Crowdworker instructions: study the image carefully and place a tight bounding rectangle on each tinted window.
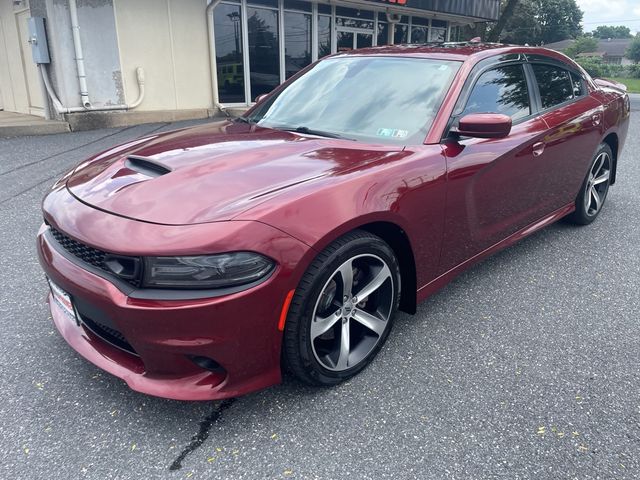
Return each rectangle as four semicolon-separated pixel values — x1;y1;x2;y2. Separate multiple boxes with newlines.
532;64;574;109
463;65;531;120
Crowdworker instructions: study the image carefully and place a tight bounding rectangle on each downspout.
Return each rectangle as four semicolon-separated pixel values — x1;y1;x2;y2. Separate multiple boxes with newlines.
206;0;230;116
39;0;145;115
69;0;91;108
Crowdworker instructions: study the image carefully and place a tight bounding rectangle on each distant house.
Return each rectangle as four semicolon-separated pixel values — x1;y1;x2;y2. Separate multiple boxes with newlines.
544;38;633;65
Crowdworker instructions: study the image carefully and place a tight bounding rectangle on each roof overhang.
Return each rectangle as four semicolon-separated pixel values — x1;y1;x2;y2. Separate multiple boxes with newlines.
361;0;500;21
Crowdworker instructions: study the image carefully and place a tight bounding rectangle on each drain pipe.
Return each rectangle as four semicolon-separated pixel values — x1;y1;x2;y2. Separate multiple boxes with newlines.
206;0;230;116
39;64;145;114
69;0;91;108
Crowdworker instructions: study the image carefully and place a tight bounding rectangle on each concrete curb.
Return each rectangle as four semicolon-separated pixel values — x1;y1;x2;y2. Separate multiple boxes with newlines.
0;121;70;138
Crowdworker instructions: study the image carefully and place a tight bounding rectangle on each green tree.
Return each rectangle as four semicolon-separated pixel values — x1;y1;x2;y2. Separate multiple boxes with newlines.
487;0;520;42
499;0;583;45
565;36;598;58
627;36;640;63
591;25;632;39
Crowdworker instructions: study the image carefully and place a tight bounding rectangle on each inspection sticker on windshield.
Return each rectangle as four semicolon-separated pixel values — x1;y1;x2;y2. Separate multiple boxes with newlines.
376;128;408;138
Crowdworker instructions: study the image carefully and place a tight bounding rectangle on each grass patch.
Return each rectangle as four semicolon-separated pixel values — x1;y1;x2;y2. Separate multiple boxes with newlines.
610;77;640;93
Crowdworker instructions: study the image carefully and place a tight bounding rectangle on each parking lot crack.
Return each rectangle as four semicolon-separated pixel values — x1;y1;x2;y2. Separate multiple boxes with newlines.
168;398;236;471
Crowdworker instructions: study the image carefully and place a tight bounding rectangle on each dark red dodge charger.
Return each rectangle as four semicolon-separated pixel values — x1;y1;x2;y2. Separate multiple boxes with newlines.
37;44;630;400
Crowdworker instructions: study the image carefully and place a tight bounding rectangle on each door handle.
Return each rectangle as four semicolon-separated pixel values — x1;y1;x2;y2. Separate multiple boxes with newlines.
532;141;545;157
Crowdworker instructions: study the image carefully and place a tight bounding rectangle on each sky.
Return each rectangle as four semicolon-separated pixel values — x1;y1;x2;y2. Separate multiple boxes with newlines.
577;0;640;35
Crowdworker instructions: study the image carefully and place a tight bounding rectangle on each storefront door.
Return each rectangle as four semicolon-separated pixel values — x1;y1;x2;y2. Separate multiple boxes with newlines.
336;28;373;52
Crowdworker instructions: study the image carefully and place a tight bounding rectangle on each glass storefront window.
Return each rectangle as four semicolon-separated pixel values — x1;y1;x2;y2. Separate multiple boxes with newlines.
357;33;373;48
318;15;332;58
248;0;278;7
429;27;446;42
335;6;373;19
214;3;245;103
337;30;354;52
284;11;312;79
247;6;280;97
318;3;331;14
336;18;373;29
283;0;311;11
430;19;447;42
412;17;429;26
214;1;449;104
377;22;389;46
411;26;428;44
394;24;409;44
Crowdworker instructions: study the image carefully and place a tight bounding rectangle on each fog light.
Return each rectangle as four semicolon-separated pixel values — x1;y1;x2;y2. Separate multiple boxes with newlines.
188;355;225;374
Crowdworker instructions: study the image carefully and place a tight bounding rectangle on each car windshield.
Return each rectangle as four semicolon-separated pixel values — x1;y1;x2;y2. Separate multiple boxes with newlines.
246;56;461;145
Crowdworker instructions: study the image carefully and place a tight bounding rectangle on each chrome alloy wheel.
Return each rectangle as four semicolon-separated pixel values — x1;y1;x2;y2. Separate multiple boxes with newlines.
310;254;394;372
585;151;611;217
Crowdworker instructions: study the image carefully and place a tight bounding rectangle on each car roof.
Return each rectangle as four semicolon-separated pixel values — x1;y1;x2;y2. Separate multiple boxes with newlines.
335;43;573;64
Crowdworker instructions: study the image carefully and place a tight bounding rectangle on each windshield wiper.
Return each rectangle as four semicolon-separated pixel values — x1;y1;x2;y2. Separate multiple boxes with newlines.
234;116;253;124
279;126;354;141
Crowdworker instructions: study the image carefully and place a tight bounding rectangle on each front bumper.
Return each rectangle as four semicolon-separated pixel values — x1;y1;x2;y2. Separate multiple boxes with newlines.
37;187;311;400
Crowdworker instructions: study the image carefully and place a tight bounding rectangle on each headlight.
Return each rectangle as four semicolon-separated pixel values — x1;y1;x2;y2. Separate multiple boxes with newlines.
142;252;275;289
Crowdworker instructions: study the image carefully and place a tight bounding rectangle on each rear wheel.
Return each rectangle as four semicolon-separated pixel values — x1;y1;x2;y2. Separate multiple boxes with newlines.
566;143;612;225
283;230;400;386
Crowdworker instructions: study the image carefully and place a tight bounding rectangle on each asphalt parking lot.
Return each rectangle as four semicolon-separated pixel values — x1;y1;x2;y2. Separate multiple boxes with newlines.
1;107;639;479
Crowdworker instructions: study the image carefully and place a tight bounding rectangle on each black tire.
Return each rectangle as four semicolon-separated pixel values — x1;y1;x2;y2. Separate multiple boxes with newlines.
565;143;613;225
283;230;401;386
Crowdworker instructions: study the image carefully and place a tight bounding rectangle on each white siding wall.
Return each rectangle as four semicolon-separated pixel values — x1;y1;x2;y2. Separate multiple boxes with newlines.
113;0;213;111
0;1;43;115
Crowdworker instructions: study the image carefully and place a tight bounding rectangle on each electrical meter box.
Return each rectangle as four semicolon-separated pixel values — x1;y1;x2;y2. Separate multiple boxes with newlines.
27;17;50;64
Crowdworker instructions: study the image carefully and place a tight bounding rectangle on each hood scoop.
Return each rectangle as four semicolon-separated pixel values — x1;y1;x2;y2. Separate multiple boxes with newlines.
125;155;172;178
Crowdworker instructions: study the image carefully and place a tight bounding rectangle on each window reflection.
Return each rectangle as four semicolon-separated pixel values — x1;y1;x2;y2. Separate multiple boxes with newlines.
463;65;531;120
247;6;280;97
377;22;389;46
532;64;574;109
429;28;446;42
411;26;428;44
394;24;408;44
318;15;332;58
284;11;311;79
214;3;449;104
357;33;373;48
214;3;245;103
430;20;447;42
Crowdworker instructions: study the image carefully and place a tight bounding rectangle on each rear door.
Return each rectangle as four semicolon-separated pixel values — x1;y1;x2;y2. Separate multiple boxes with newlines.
439;62;549;273
527;62;604;212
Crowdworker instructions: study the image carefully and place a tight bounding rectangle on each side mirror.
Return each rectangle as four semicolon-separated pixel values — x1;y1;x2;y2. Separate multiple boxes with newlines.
254;93;269;104
455;113;512;139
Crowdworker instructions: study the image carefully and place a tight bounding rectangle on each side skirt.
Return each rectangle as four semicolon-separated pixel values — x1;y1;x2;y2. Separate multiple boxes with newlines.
416;203;575;304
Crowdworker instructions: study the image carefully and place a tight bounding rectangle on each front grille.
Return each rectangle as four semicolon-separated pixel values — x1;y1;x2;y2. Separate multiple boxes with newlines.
50;227;107;270
49;227;141;287
79;313;138;356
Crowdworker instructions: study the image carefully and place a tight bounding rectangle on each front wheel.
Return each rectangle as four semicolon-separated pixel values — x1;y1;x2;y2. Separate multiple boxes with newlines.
566;143;613;225
282;230;400;386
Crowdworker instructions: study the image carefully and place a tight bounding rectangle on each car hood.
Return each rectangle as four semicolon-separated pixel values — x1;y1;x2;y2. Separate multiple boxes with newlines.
66;121;403;225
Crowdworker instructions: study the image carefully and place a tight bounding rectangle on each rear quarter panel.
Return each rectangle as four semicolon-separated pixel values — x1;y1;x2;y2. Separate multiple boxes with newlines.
591;86;631;179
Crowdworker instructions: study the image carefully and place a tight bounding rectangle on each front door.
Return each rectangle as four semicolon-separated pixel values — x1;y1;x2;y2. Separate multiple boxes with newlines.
439;63;549;273
336;28;373;52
